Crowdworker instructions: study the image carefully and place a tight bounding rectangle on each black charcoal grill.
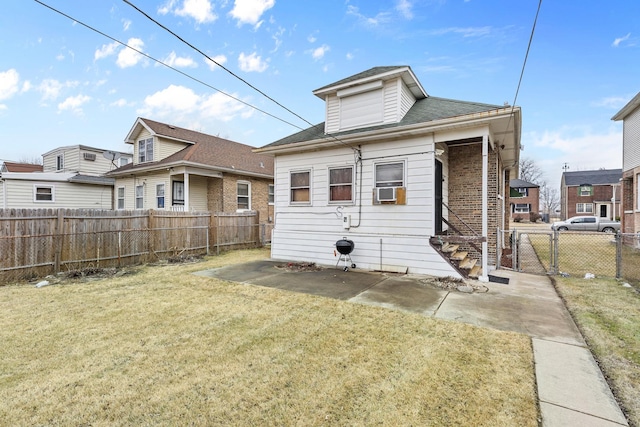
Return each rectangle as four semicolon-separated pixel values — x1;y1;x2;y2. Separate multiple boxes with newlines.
335;238;356;271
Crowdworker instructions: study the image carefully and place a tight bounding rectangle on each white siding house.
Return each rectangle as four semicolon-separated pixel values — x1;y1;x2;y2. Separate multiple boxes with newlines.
613;91;640;234
257;66;521;280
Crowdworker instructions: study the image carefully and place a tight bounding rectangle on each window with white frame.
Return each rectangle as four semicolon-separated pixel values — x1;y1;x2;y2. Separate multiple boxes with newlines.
516;187;528;197
119;157;129;167
579;185;592;196
268;184;274;204
329;166;354;202
156;184;165;209
117;187;125;209
138;137;154;163
290;170;311;204
375;162;404;188
172;181;184;206
135;185;144;209
237;181;250;210
514;203;530;213
576;203;593;213
56;155;64;171
34;185;54;202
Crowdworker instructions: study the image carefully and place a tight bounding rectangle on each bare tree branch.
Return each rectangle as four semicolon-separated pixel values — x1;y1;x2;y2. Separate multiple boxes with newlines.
519;157;544;185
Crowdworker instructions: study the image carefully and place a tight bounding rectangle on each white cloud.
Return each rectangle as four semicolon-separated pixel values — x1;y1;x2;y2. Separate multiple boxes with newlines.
612;33;631;47
525;127;623;185
307;34;317;43
38;79;65;101
110;98;130;108
591;96;632;110
346;52;354;60
396;0;413;19
122;19;132;31
95;41;119;60
138;84;251;123
204;54;228;71
117;38;145;68
161;51;197;68
238;52;268;72
200;91;252;121
0;69;20;101
58;94;91;114
271;26;285;53
430;26;493;38
161;0;217;24
309;44;330;60
229;0;275;26
346;5;392;27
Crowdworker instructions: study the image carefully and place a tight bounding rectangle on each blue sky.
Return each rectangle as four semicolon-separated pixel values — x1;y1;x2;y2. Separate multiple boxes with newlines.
1;0;638;187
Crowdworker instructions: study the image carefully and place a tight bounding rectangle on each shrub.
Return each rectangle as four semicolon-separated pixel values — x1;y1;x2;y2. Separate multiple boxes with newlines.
529;212;541;223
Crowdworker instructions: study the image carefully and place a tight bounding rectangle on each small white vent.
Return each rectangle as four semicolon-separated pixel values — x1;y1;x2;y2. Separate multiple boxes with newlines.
83;152;96;161
377;187;397;202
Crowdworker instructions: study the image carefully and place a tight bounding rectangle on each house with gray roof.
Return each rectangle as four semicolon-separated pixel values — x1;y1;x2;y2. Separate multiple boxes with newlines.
107;118;274;225
560;169;622;220
256;66;521;281
509;178;540;220
612;91;640;235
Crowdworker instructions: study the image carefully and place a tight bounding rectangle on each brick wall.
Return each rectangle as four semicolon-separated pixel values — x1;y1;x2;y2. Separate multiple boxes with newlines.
447;143;499;265
565;184;618;218
621;168;639;233
206;173;273;224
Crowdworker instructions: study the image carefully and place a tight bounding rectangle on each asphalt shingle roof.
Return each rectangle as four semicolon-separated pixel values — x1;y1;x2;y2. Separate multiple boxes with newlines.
112;118;273;177
2;162;43;173
313;66;410;93
510;179;539;188
562;169;622;186
262;96;503;149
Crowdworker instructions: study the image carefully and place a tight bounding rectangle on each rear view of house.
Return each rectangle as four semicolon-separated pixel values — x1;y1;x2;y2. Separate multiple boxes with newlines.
257;66;521;280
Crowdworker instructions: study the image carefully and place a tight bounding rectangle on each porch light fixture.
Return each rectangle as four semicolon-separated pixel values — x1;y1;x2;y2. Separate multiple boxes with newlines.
435;149;444;156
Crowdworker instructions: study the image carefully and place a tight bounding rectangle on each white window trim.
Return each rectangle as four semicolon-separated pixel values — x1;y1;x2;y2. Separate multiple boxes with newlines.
268;184;275;206
156;183;165;209
328;165;355;204
33;184;55;203
514;203;530;213
290;169;312;206
56;154;64;171
135;184;144;209
576;203;593;214
374;160;406;188
237;181;251;211
117;186;125;210
138;137;154;163
579;185;592;197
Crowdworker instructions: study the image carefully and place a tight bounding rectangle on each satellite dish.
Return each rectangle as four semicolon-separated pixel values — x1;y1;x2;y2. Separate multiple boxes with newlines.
102;151;122;161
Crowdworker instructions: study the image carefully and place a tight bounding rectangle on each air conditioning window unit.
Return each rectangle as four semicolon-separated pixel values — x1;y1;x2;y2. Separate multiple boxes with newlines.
377;186;397;202
83;152;96;161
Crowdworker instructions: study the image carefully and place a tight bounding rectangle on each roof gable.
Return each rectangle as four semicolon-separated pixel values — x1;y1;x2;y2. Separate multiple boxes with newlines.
562;169;622;186
612;91;640;121
510;179;539;188
1;162;43;173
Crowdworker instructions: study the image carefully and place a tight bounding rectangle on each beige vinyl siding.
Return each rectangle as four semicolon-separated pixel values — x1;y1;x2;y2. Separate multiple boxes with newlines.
43;146;131;175
157;137;189;161
339;88;384;130
188;175;208;211
43;151;64;172
270;134;461;276
132;128;152;165
114;177;136;210
623;106;640;171
2;180;113;209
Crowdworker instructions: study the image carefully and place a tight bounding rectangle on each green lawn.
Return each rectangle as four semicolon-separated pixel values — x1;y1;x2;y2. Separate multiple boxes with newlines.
0;248;538;426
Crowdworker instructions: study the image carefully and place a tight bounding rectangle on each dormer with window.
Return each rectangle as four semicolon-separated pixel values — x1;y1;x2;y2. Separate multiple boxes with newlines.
313;66;428;134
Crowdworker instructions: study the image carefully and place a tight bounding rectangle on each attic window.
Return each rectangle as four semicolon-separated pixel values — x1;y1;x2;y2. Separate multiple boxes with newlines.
83;152;96;161
138;138;154;163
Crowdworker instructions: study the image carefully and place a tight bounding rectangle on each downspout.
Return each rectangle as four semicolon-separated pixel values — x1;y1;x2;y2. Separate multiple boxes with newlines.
480;133;489;282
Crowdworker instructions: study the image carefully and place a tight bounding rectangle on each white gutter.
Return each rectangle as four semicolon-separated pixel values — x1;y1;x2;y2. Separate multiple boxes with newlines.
480;133;489;282
108;160;273;180
256;107;519;155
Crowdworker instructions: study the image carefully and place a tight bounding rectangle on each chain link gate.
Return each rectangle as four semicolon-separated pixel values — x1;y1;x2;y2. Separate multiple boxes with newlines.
514;230;554;275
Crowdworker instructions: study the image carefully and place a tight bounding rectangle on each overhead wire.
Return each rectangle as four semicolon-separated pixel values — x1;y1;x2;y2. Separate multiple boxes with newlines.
32;0;304;130
121;0;359;153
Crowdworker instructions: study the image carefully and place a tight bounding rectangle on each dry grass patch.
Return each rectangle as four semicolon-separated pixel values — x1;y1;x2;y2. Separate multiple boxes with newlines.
1;248;537;426
554;276;640;427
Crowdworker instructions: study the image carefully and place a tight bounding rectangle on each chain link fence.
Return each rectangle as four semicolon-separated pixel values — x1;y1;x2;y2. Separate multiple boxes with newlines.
499;228;639;285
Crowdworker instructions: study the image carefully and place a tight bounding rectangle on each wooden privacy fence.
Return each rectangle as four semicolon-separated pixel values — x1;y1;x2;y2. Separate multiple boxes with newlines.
0;208;268;284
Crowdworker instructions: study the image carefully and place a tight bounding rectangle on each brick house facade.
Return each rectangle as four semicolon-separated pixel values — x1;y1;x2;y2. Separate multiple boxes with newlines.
560;169;621;220
509;178;540;221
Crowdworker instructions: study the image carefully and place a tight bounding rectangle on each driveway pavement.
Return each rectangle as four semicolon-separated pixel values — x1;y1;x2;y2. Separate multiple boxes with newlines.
195;261;628;426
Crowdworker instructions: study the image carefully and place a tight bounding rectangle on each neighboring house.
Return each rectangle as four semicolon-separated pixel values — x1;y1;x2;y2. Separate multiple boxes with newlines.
560;169;622;220
1;161;43;173
106;118;274;223
0;146;131;210
256;66;521;281
612;92;640;234
509;178;539;220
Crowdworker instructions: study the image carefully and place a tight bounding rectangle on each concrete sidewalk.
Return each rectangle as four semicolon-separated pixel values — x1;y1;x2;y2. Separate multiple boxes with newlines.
195;262;628;426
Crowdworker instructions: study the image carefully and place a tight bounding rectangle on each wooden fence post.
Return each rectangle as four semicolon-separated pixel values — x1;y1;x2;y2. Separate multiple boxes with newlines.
54;209;64;273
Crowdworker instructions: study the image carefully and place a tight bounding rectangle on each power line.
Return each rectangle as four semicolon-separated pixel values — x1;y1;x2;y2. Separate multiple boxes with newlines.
121;0;357;152
32;0;304;130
